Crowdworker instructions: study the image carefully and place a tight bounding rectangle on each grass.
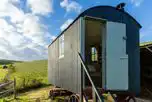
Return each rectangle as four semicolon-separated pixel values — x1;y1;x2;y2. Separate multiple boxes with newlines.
1;85;53;102
14;60;47;75
1;85;69;102
10;60;48;91
0;69;8;82
0;60;49;99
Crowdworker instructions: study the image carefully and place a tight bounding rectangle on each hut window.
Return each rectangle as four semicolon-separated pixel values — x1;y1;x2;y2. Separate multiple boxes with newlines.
59;35;64;58
91;47;98;62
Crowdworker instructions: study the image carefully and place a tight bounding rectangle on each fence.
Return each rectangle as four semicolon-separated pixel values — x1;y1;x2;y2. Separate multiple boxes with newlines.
0;78;16;99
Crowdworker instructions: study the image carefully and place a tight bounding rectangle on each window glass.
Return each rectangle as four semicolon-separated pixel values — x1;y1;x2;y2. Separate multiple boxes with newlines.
91;47;98;62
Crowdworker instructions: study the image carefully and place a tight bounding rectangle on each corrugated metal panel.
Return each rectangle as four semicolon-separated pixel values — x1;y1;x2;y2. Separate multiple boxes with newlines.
48;44;52;84
48;19;81;93
48;39;59;86
64;24;73;91
55;40;59;86
63;18;81;93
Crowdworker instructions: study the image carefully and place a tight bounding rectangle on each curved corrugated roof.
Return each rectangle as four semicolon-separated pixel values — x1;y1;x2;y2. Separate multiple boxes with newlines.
49;5;142;47
81;6;141;27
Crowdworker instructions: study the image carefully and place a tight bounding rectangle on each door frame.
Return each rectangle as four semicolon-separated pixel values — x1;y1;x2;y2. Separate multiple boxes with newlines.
81;16;107;88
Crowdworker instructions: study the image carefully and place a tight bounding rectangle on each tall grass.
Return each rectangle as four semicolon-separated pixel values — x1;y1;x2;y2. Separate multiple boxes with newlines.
0;60;48;91
11;72;45;91
0;69;8;83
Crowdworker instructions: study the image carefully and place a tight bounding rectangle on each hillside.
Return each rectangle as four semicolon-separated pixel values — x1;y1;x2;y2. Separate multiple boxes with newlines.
0;60;51;101
14;60;47;75
0;59;21;65
0;60;48;91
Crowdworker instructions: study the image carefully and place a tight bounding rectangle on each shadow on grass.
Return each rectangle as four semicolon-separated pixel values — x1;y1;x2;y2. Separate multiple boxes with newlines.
4;98;48;102
1;84;52;101
3;92;51;102
17;83;51;93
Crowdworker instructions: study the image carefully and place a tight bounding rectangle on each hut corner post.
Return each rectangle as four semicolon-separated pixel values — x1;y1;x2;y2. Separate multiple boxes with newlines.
80;17;85;102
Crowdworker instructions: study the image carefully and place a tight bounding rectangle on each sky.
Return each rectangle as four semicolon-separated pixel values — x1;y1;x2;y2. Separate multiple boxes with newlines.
0;0;151;61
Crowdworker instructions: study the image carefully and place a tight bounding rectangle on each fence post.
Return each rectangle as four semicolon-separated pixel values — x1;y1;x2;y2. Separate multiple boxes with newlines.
13;78;16;99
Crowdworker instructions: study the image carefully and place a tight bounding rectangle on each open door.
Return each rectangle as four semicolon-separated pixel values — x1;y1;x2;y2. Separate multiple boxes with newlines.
105;21;128;90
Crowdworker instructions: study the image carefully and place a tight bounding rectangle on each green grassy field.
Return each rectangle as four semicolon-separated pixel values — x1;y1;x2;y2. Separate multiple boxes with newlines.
14;60;47;74
0;69;8;82
0;60;48;90
0;60;53;101
1;86;53;102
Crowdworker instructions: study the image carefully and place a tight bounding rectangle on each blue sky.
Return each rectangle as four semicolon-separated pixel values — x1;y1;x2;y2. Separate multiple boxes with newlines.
46;0;152;42
0;0;151;60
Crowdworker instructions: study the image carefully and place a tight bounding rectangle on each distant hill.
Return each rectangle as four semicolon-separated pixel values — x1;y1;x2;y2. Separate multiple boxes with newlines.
14;60;47;74
0;59;22;65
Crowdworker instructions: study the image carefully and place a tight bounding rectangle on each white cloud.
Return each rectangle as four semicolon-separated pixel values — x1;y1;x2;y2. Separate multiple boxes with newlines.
60;0;82;13
0;17;51;60
22;14;52;46
50;35;56;40
0;0;25;23
0;19;14;32
27;0;53;15
0;0;54;61
0;19;25;47
130;0;144;7
23;14;41;35
60;19;73;31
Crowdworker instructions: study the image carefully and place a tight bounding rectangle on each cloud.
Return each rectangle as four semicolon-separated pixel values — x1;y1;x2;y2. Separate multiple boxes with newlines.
60;19;73;31
0;17;48;61
60;0;82;13
50;35;56;40
27;0;53;15
130;0;144;7
0;0;25;23
0;0;54;61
